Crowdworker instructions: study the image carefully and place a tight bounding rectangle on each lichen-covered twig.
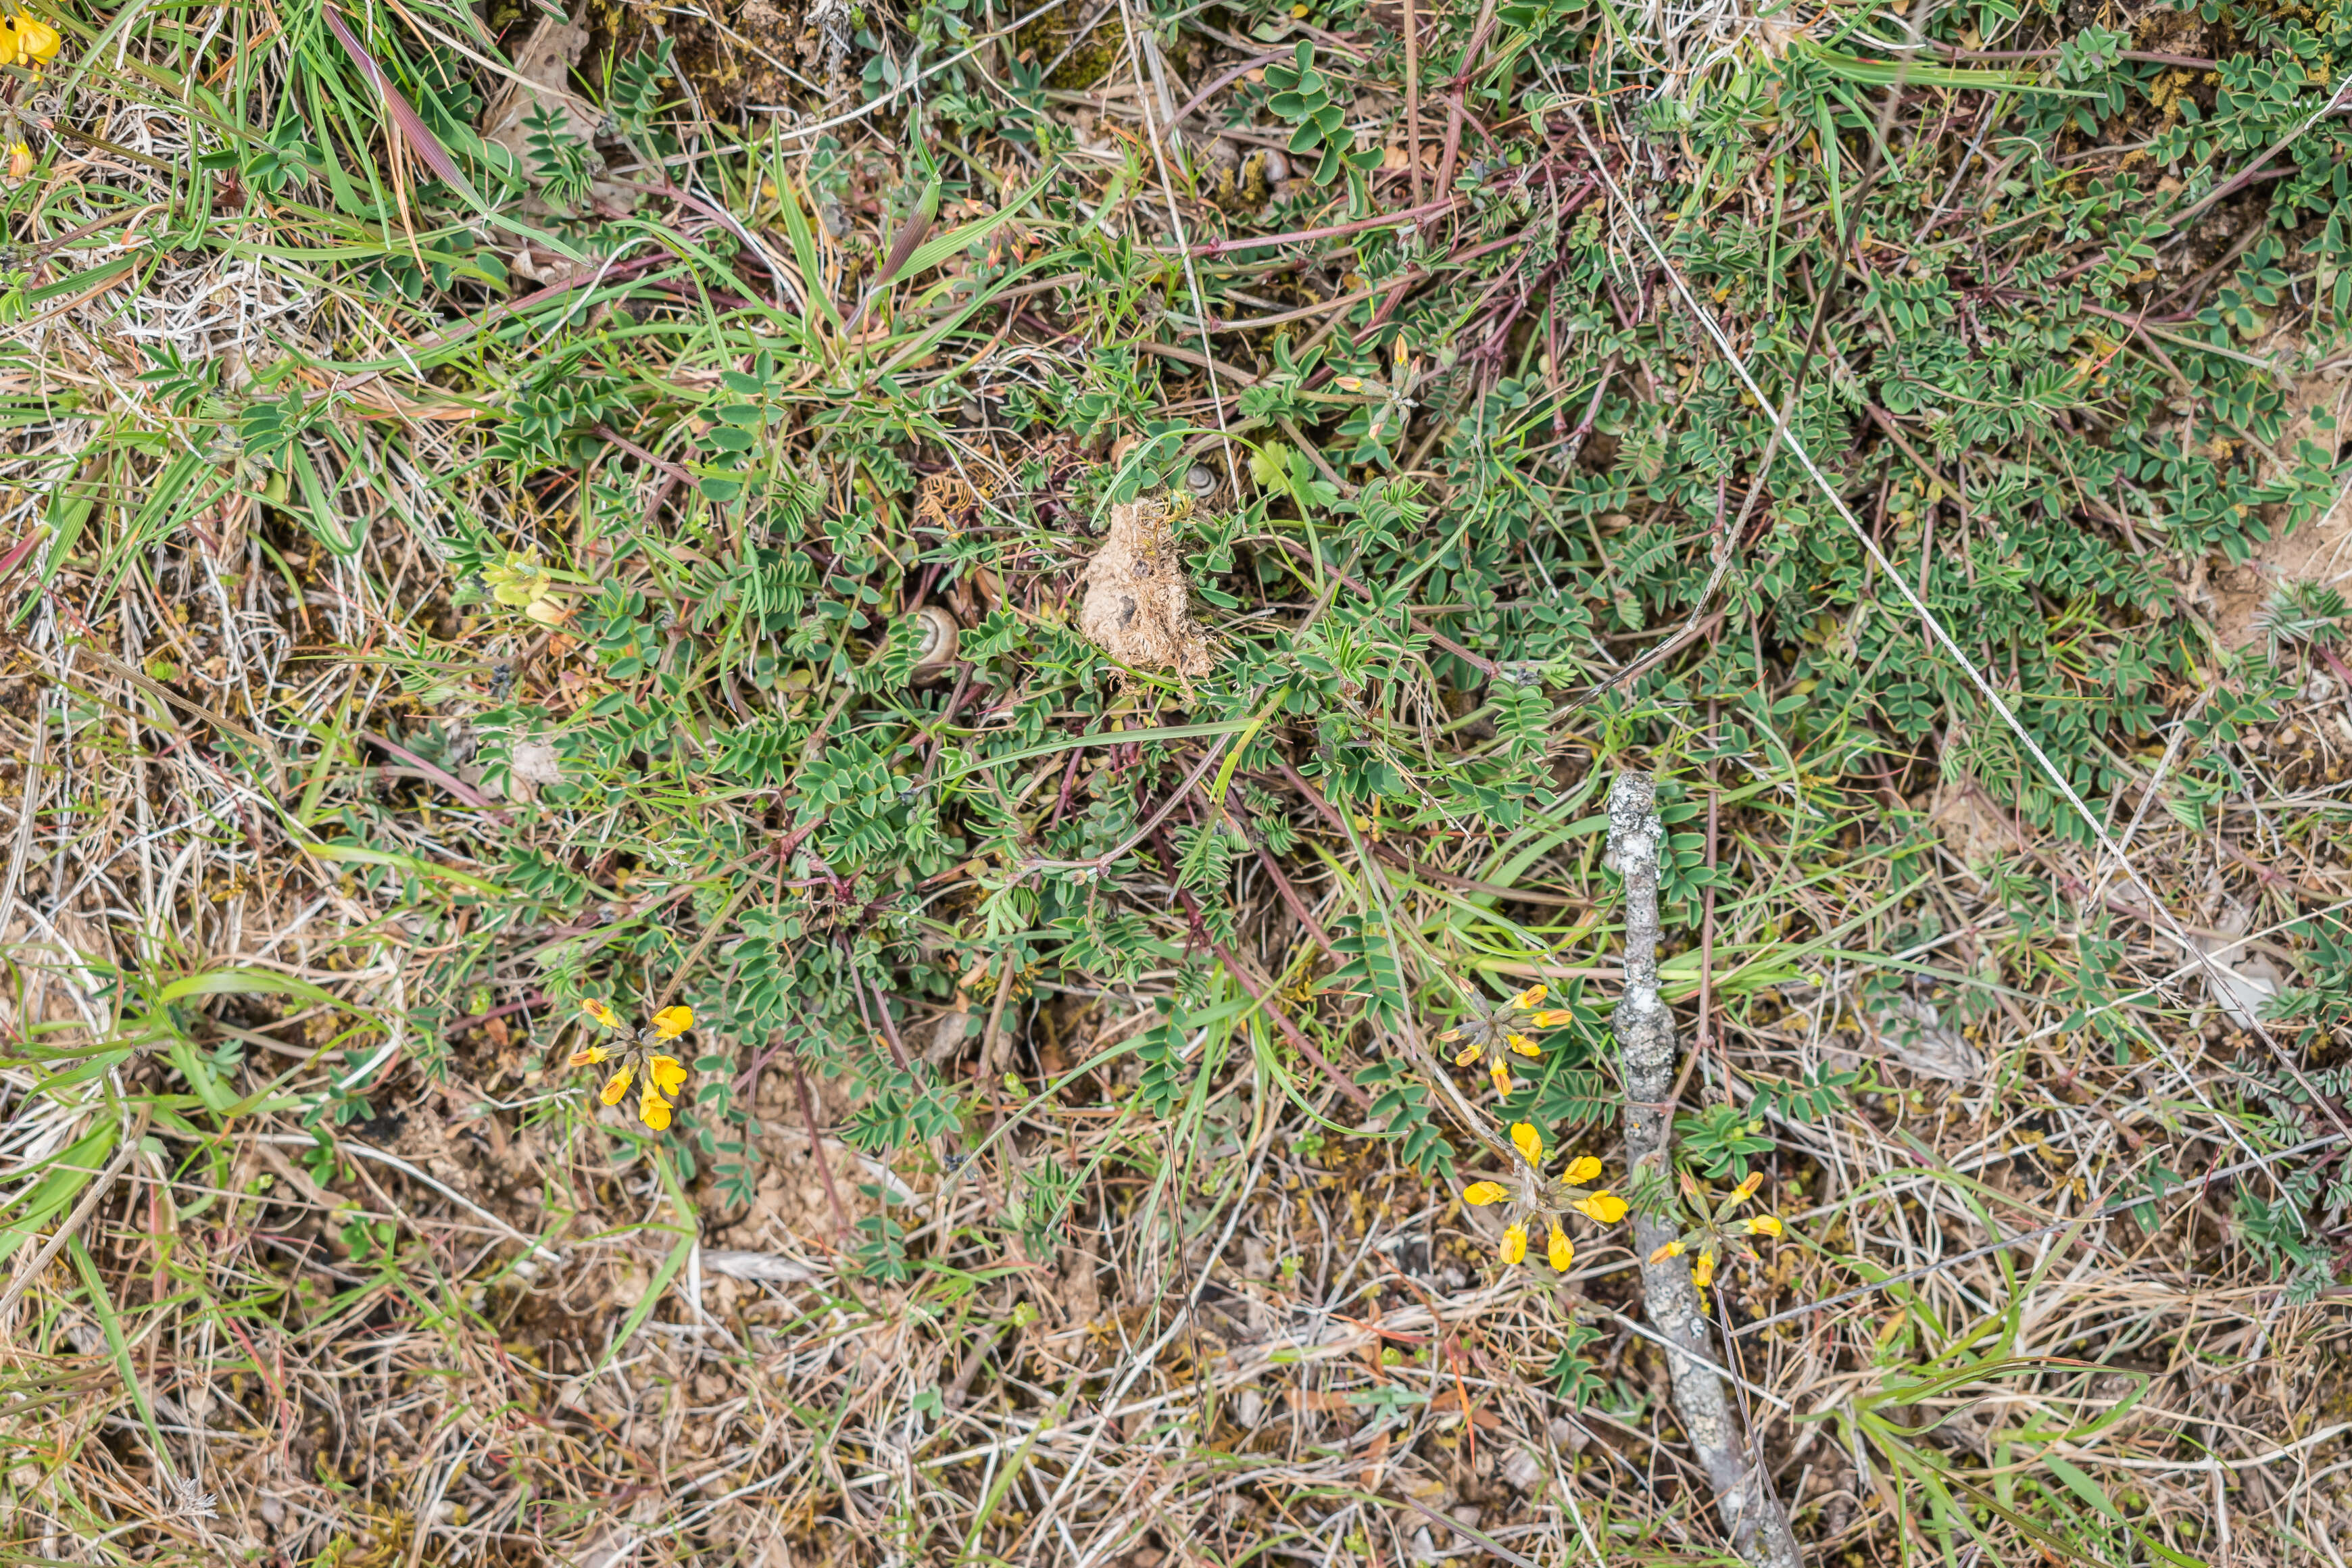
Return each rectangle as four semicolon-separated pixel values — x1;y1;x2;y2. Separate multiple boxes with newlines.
1608;773;1799;1568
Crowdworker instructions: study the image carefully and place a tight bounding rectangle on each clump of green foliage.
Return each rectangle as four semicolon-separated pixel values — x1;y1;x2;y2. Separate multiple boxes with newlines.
20;0;2347;1299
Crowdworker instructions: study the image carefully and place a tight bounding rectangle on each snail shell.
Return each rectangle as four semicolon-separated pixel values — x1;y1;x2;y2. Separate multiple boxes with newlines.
908;604;960;677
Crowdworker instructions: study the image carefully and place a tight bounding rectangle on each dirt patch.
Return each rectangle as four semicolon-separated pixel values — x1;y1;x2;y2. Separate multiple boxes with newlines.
1925;780;2019;866
1077;497;1216;684
662;0;850;114
2205;359;2352;649
712;1066;890;1255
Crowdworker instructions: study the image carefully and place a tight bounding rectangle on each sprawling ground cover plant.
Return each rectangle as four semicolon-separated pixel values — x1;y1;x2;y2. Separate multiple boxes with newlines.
3;0;2351;1561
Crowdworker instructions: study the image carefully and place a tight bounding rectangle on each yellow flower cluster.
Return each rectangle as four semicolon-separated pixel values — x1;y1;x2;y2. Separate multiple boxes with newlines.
1462;1121;1628;1272
570;1000;694;1131
1647;1171;1785;1290
1439;983;1582;1098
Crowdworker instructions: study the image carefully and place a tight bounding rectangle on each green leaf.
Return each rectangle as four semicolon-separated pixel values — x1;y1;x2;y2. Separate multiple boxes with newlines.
2039;1455;2124;1521
0;1125;117;1262
891;164;1058;284
159;967;347;1009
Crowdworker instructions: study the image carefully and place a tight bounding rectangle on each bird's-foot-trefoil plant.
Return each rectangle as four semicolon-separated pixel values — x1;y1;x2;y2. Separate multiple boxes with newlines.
1440;981;1586;1099
570;1000;695;1131
1463;1119;1630;1270
1646;1170;1787;1294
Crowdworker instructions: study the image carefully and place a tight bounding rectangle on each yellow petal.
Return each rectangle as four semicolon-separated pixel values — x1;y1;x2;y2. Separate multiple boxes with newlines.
1436;1028;1463;1044
584;999;623;1029
567;1046;610;1067
22;17;59;62
649;1054;688;1095
1648;1240;1683;1265
1510;1122;1543;1167
1506;1033;1540;1057
599;1066;634;1106
1509;984;1547;1010
1453;1042;1483;1067
1575;1192;1630;1225
1547;1226;1573;1272
1692;1250;1715;1289
1745;1215;1784;1237
1500;1223;1527;1265
1489;1060;1513;1097
1529;1009;1575;1027
639;1086;672;1131
1562;1155;1602;1185
650;1006;694;1041
1462;1181;1511;1206
1734;1171;1765;1202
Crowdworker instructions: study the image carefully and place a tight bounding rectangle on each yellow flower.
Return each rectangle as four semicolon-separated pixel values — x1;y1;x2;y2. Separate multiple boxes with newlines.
574;1005;694;1133
1651;1171;1786;1289
1573;1191;1629;1224
1442;983;1577;1095
1472;1142;1625;1271
484;551;552;610
1;11;59;68
5;141;29;182
1529;1008;1577;1027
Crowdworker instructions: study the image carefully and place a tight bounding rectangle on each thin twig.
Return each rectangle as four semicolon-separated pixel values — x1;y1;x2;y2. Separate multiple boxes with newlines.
1609;773;1798;1568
